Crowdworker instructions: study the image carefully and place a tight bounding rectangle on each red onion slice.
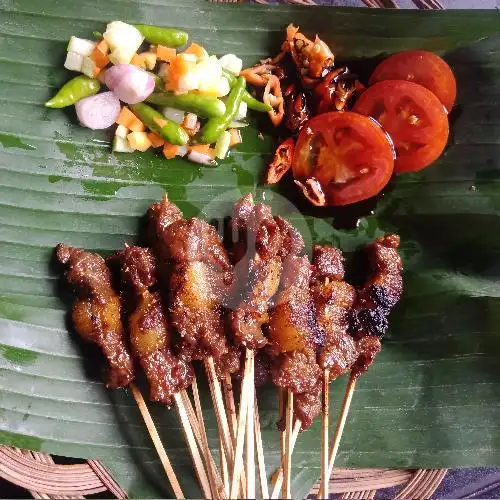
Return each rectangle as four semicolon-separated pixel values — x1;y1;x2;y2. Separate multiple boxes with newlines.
105;64;154;104
75;91;121;130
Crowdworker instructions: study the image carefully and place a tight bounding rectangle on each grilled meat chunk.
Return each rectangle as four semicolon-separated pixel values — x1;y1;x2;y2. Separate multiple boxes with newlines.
112;246;192;406
56;244;134;389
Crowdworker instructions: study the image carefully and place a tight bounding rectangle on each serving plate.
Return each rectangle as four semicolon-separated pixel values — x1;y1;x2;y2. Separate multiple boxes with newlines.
1;0;500;496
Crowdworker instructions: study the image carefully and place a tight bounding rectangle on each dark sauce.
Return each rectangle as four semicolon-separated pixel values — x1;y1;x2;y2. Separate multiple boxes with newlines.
260;54;396;229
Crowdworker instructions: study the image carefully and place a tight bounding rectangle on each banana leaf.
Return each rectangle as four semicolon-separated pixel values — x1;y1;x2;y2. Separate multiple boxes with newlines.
1;0;500;497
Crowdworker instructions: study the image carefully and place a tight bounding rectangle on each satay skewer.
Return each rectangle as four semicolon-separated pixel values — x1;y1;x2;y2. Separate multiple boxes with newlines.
320;234;404;495
270;419;301;499
205;358;237;485
245;350;256;498
326;373;357;481
283;390;294;499
130;383;185;499
254;395;269;499
320;369;330;499
55;245;184;498
173;392;212;498
190;378;224;499
230;350;254;498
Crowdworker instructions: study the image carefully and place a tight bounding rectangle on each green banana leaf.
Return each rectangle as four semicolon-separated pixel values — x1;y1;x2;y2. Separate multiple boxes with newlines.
1;0;500;497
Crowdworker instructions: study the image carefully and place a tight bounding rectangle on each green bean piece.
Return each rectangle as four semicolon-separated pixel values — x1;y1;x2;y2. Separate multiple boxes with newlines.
129;103;189;146
134;24;188;48
222;69;271;113
45;76;101;109
146;92;226;118
199;76;246;144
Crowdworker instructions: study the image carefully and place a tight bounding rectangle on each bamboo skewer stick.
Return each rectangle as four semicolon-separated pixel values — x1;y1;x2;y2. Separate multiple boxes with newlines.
180;389;227;499
245;351;256;498
270;419;301;499
173;391;212;499
205;357;235;476
129;383;184;500
283;390;294;499
222;373;247;497
320;369;330;499
229;350;254;498
254;394;269;499
326;374;357;482
191;378;223;499
223;374;238;443
220;438;229;497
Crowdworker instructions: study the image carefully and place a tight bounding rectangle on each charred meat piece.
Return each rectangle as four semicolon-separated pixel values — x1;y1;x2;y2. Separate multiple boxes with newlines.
148;195;232;363
112;246;193;406
268;255;323;430
170;259;229;360
350;234;403;377
311;245;358;379
230;194;284;349
146;194;184;268
268;255;323;355
294;382;322;430
56;244;134;389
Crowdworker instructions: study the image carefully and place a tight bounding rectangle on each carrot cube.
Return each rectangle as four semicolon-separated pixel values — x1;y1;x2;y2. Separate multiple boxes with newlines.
130;53;146;69
163;142;180;159
190;144;210;155
90;48;110;69
95;40;109;54
128;118;146;133
116;107;136;128
183;43;208;60
156;45;177;62
148;132;165;148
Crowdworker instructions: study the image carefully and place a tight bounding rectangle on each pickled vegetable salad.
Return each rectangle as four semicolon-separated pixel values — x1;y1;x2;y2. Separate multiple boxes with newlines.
45;21;271;165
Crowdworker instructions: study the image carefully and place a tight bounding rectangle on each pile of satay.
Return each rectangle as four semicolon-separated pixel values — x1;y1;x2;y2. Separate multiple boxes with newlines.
55;193;403;499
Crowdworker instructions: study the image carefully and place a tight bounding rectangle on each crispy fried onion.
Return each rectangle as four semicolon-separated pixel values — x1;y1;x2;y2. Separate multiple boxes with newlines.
240;63;278;87
266;138;295;185
286;24;334;84
263;75;284;127
294;178;326;206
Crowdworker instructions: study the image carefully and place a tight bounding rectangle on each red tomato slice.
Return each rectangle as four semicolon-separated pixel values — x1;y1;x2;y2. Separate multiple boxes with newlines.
369;50;456;112
353;80;449;173
292;111;395;206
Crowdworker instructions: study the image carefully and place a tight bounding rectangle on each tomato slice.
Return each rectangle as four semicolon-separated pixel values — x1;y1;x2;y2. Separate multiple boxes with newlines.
353;80;449;173
292;111;395;206
369;50;456;112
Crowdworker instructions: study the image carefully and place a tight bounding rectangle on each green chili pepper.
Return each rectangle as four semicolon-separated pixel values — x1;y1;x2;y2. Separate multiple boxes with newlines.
44;76;101;109
199;76;246;144
242;92;272;113
129;103;189;146
146;92;226;118
222;69;272;113
135;24;188;48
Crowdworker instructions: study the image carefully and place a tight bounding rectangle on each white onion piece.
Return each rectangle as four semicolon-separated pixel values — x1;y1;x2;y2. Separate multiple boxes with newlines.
105;64;155;104
75;91;121;130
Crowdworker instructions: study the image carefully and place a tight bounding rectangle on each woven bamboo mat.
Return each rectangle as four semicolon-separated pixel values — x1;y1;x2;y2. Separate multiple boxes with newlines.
0;445;448;498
